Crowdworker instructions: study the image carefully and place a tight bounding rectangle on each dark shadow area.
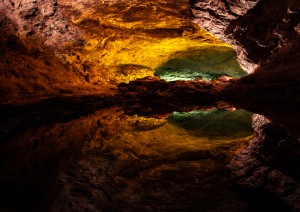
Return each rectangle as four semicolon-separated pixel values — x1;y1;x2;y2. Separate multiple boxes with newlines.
0;95;115;141
0;87;299;211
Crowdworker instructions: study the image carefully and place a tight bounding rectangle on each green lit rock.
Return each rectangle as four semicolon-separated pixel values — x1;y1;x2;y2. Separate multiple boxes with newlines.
155;46;247;81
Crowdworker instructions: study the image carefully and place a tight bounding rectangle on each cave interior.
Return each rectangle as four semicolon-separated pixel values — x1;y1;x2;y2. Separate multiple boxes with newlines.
0;0;300;211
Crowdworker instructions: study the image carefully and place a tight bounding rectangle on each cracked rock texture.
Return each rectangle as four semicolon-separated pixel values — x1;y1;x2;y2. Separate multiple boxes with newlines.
0;0;225;101
0;0;95;101
191;0;300;73
1;0;82;47
191;0;300;209
229;115;300;211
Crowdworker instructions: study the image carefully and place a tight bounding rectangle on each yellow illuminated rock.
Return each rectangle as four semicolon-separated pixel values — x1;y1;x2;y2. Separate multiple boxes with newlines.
0;0;236;100
62;0;229;85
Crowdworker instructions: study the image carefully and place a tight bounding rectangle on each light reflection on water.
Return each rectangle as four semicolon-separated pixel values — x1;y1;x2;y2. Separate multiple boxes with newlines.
0;105;254;211
168;109;253;138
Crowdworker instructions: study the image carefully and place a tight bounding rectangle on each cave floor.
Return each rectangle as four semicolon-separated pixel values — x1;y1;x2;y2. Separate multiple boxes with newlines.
0;95;292;211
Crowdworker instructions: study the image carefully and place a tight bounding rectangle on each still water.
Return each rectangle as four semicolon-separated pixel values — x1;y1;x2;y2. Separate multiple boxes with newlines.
0;97;257;211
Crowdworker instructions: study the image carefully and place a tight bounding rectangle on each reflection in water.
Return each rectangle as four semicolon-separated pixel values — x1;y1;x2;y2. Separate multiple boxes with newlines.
0;100;255;211
168;109;253;138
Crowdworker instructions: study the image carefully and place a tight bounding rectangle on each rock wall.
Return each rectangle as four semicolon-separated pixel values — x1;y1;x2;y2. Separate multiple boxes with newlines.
191;0;300;73
0;0;226;101
0;0;82;47
190;0;300;138
0;0;95;101
229;115;300;211
191;0;300;209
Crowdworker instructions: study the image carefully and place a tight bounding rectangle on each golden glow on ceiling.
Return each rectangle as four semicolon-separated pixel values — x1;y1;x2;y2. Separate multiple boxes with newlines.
63;0;230;84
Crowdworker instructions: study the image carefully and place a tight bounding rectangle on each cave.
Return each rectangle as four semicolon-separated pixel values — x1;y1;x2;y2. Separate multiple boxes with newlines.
0;0;300;211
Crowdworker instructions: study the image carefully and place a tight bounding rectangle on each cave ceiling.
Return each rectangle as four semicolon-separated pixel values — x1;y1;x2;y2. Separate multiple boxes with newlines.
59;0;232;84
0;0;236;101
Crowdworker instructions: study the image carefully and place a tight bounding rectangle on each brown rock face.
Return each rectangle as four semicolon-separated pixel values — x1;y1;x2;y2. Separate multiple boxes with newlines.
0;0;94;101
229;115;300;211
0;0;82;48
0;0;227;101
191;0;300;209
191;0;300;73
117;76;236;117
191;0;300;134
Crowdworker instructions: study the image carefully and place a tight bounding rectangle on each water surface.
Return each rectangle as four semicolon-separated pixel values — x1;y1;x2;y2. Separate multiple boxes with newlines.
0;99;256;211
